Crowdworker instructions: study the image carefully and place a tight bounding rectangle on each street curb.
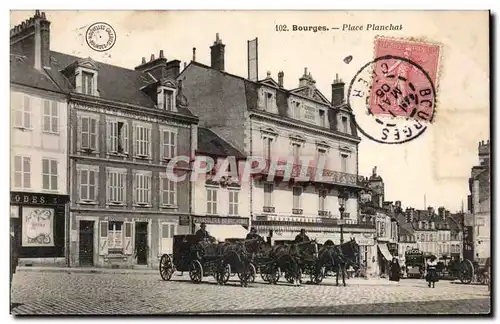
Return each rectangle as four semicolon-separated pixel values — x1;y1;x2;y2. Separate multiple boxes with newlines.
17;266;158;275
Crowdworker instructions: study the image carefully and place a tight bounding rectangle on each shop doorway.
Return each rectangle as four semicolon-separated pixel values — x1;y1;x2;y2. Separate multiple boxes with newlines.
135;222;148;265
79;221;94;266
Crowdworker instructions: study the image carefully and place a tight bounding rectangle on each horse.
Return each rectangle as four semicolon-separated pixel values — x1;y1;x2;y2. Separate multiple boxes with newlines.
332;238;360;287
270;240;319;287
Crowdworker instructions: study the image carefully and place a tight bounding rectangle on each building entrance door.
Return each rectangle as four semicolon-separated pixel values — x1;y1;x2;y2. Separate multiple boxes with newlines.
135;222;148;265
79;221;94;266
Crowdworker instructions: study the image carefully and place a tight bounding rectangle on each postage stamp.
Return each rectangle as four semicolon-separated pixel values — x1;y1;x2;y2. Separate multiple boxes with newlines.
348;36;442;144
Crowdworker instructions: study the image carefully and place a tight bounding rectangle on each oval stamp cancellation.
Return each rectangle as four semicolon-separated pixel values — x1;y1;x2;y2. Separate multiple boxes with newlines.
348;37;442;144
86;22;116;52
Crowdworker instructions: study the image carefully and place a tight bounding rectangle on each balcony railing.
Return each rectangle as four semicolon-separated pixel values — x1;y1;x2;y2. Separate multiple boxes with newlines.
292;208;303;215
318;210;331;217
251;159;358;186
263;206;275;213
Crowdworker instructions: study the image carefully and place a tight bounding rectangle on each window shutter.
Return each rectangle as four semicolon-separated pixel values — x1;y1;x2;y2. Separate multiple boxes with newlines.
132;173;137;204
77;169;82;201
106;169;111;203
77;116;82;151
94;169;99;201
107;121;112;152
157;89;164;109
123;222;133;255
122;123;129;154
133;126;138;156
171;132;176;158
147;128;152;157
99;221;108;255
158;222;163;256
161;130;166;159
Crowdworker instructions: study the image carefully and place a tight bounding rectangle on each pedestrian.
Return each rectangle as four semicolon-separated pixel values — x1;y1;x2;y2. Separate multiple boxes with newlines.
426;255;439;288
389;257;401;283
246;227;262;240
10;231;19;291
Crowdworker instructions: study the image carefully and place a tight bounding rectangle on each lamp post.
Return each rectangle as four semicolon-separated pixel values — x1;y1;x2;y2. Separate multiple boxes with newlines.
338;190;347;244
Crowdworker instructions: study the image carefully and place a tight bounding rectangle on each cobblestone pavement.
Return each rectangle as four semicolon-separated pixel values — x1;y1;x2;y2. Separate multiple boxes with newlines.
10;271;491;315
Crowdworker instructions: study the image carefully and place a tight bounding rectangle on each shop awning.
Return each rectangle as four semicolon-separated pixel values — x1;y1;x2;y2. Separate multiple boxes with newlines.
378;244;394;261
205;224;248;242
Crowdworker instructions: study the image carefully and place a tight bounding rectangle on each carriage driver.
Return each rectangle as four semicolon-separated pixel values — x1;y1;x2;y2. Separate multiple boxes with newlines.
294;229;311;243
195;223;215;242
246;227;262;240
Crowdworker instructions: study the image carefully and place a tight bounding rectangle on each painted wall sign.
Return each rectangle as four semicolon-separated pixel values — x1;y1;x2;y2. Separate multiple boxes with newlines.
179;215;190;226
193;216;249;226
10;192;70;206
22;207;55;247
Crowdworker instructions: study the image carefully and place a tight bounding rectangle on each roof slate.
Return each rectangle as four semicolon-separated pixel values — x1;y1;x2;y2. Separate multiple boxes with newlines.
197;128;246;159
10;54;62;93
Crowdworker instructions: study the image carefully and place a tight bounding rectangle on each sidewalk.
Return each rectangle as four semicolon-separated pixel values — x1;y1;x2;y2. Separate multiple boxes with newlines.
17;266;158;275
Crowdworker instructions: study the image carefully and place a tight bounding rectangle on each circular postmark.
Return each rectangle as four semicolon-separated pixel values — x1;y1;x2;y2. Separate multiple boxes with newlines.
85;22;116;52
348;55;437;145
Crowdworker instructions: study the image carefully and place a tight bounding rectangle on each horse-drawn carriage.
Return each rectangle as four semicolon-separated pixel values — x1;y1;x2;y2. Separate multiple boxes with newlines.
159;234;255;287
458;257;490;285
404;249;425;279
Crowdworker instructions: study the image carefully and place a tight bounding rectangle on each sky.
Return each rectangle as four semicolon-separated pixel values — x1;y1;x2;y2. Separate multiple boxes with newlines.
10;10;490;212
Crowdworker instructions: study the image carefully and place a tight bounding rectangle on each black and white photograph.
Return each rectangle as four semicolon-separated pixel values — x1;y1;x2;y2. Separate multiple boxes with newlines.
8;9;492;315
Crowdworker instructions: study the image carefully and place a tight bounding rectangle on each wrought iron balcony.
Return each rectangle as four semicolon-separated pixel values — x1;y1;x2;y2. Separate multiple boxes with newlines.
292;208;303;215
263;206;275;213
251;159;359;186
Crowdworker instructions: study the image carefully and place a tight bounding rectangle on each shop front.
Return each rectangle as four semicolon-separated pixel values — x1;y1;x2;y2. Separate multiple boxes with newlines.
377;241;394;276
10;191;70;266
192;215;250;242
70;211;190;269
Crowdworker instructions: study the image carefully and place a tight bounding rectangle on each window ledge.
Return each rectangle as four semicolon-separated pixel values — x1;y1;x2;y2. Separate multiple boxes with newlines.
78;200;98;205
108;152;129;157
13;126;32;132
134;204;152;208
160;205;178;209
42;131;60;135
106;202;127;207
134;155;152;161
41;189;59;194
78;149;99;154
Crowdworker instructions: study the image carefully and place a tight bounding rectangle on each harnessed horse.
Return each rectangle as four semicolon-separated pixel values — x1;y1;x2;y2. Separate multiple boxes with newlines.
332;238;360;286
270;240;319;287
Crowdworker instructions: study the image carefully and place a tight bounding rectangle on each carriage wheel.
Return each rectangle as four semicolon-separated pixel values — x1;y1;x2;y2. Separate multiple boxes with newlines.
189;260;203;283
216;262;231;285
285;272;294;284
459;259;474;284
268;264;280;285
159;254;174;281
248;263;256;283
310;266;325;284
261;272;270;282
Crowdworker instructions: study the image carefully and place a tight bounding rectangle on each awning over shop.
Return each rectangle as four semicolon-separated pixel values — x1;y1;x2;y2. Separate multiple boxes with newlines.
203;224;248;242
378;244;394;261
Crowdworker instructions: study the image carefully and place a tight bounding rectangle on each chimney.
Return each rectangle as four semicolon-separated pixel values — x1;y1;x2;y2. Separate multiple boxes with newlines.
331;73;345;106
278;71;284;87
445;210;450;219
427;206;434;217
438;207;445;219
165;60;181;79
134;50;167;80
299;67;309;87
10;10;51;70
192;47;196;61
210;33;225;71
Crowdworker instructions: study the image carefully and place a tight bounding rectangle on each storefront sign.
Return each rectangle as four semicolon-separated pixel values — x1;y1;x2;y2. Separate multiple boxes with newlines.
463;225;474;260
22;207;54;247
10;192;70;206
10;205;19;218
355;237;375;246
179;215;190;226
193;216;249;226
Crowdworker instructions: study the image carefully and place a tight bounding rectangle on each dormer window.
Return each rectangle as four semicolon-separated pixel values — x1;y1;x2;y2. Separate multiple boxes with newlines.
341;116;348;132
163;89;174;111
319;109;326;127
265;92;273;111
158;86;177;112
82;71;94;95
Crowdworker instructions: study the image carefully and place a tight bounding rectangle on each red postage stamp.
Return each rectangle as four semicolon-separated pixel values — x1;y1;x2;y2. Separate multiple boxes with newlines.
369;37;441;120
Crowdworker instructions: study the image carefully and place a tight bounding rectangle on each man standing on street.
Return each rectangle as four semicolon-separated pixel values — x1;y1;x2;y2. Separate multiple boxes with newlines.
195;223;215;242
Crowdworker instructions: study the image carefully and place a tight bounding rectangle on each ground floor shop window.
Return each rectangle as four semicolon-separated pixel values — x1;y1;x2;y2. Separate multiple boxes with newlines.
108;221;123;254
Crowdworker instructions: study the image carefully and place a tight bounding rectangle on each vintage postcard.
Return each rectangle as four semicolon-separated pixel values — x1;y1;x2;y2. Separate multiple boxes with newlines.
9;10;491;315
